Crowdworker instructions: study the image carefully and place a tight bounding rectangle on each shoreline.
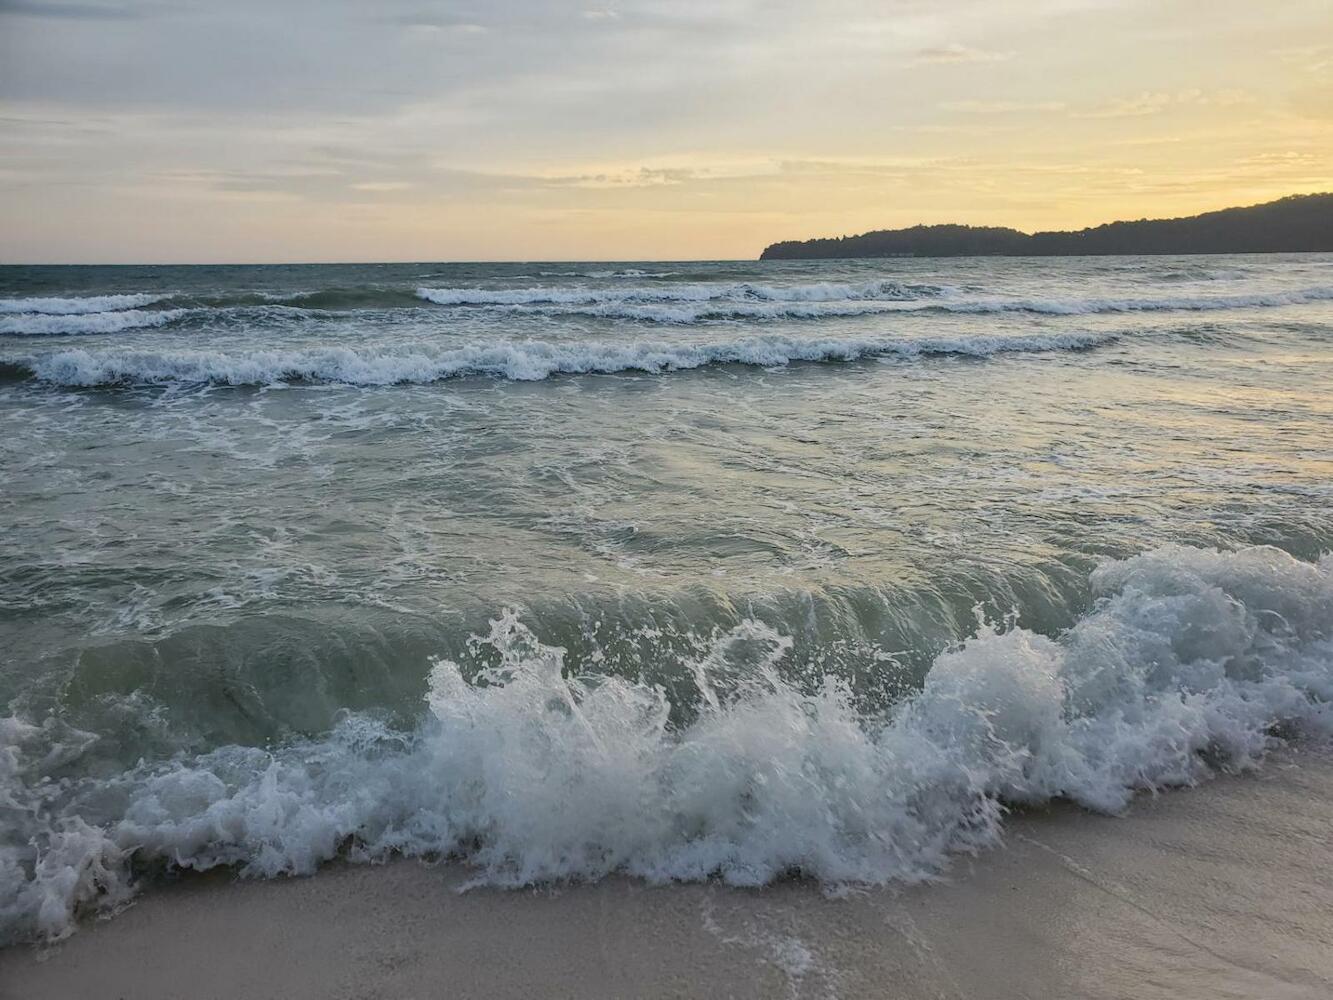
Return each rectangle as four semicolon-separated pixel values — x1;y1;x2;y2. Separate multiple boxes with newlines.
4;747;1330;1000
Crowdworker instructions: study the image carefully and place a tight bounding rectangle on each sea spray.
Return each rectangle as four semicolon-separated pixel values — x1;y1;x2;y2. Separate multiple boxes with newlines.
3;545;1331;944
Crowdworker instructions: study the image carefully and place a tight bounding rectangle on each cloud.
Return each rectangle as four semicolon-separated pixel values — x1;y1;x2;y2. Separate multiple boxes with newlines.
349;180;415;192
1075;88;1255;118
914;43;1013;64
941;100;1067;114
0;0;140;19
1076;90;1174;118
384;8;488;33
540;166;696;188
1275;44;1331;74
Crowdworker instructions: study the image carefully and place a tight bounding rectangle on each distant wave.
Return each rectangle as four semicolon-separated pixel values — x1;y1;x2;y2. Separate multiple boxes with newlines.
938;286;1333;316
4;283;1325;333
0;293;169;316
416;282;1333;323
537;269;681;278
259;288;426;311
6;330;1118;387
520;300;940;323
417;279;945;308
0;309;189;337
1151;266;1251;283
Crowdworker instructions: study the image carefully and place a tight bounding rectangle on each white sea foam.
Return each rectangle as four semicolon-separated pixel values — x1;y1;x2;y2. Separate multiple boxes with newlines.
548;299;927;323
939;286;1333;316
4;282;1323;333
537;269;681;278
417;280;941;308
13;330;1116;386
3;545;1331;943
0;293;168;315
416;283;1333;323
0;309;188;337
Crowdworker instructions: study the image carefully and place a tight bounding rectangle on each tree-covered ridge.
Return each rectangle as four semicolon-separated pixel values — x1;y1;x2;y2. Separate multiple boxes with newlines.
759;194;1333;259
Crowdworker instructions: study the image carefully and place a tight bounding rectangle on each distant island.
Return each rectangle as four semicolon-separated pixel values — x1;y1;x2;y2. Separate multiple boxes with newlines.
759;193;1333;260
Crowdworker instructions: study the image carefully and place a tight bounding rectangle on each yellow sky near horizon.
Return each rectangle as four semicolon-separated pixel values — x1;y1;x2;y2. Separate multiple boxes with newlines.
1;0;1330;263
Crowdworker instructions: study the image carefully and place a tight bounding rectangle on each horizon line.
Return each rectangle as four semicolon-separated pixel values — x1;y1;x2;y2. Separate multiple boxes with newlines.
5;251;1333;268
5;193;1329;268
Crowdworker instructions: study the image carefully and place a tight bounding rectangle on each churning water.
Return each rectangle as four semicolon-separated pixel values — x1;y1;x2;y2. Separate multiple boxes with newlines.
2;254;1331;943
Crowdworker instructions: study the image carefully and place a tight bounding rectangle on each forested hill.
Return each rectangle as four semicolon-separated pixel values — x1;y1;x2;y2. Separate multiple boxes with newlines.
759;194;1333;260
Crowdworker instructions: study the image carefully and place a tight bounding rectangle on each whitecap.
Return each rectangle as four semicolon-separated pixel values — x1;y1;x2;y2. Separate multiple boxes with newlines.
12;329;1117;386
0;293;168;315
0;309;188;337
3;545;1330;944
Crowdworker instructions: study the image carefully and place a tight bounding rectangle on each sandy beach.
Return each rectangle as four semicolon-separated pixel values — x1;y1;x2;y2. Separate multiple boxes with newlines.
4;747;1329;1000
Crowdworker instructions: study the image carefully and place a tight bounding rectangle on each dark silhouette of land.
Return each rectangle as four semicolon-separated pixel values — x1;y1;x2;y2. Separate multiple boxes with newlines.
759;193;1333;260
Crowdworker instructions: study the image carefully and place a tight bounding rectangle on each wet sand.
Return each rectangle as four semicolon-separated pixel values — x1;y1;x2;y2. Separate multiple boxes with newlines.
4;748;1330;1000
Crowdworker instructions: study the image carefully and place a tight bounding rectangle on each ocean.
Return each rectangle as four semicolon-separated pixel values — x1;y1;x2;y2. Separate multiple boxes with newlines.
2;254;1332;945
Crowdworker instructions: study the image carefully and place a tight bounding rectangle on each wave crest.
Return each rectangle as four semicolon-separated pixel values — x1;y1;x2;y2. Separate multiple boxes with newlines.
0;309;188;337
0;293;168;316
3;545;1331;943
415;283;1333;324
9;330;1117;387
417;279;942;307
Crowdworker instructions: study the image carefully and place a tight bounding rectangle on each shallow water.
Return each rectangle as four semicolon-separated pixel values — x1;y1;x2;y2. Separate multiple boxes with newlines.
2;254;1331;943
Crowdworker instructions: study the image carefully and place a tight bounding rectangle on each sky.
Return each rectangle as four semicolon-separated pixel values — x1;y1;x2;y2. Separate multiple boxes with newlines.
1;0;1330;263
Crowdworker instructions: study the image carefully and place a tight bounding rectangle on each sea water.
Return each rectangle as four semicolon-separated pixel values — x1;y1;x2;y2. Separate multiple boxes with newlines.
2;254;1331;943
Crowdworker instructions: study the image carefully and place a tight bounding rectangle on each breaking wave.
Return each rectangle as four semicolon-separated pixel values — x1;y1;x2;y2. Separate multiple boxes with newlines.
536;269;682;278
416;279;944;308
3;545;1331;944
8;330;1117;387
415;283;1333;323
0;309;190;337
0;293;168;315
939;285;1333;316
2;283;1327;334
